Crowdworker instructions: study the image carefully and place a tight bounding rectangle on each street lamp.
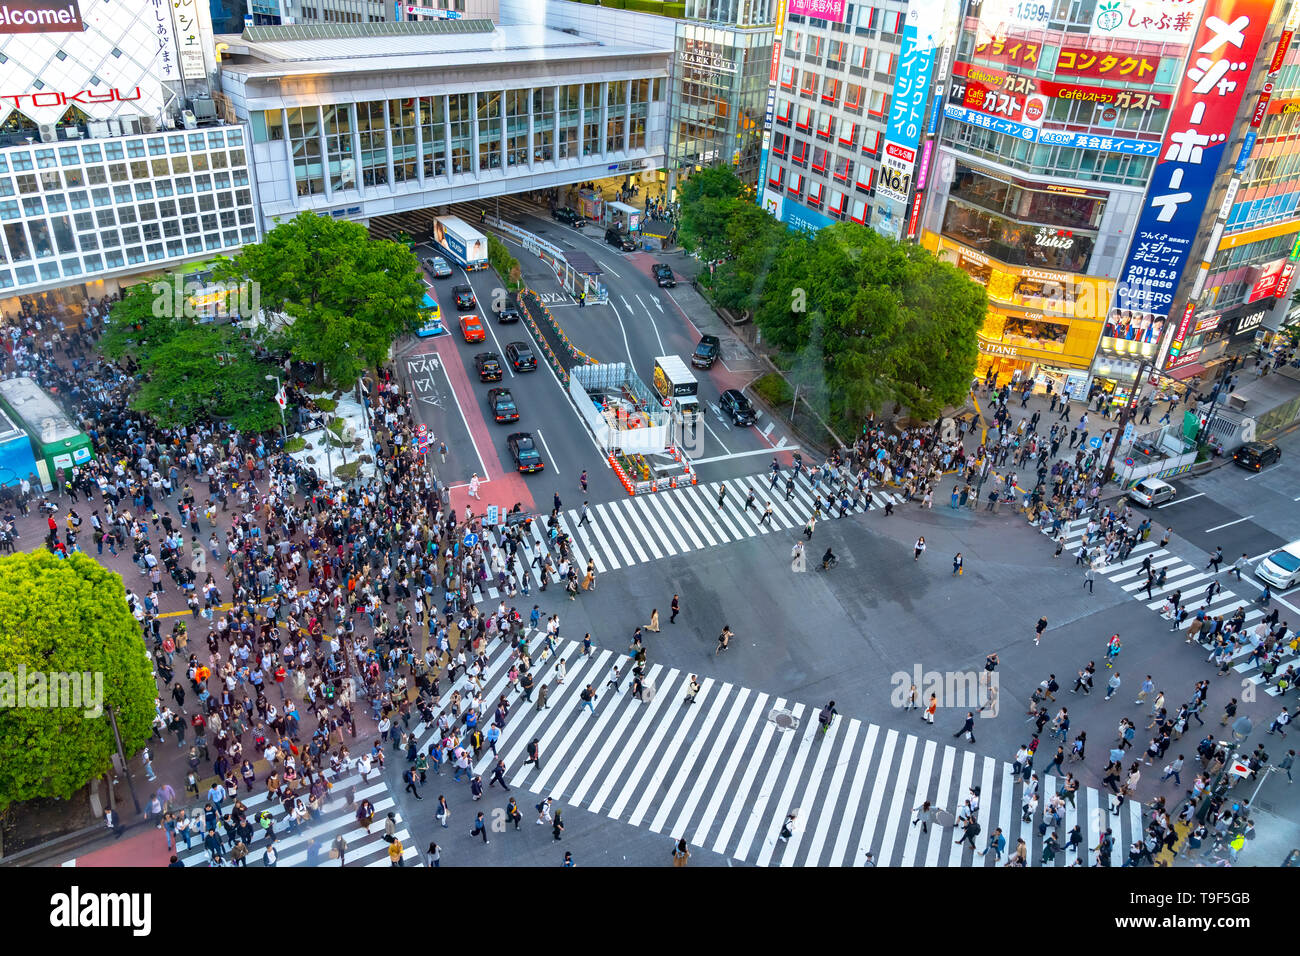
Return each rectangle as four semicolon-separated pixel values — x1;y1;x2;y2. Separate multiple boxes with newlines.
265;374;287;442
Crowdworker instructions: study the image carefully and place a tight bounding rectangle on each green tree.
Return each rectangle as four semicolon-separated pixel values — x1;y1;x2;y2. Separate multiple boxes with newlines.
215;212;425;387
130;324;282;432
677;166;747;262
0;552;155;813
709;201;788;318
755;222;984;422
99;280;181;361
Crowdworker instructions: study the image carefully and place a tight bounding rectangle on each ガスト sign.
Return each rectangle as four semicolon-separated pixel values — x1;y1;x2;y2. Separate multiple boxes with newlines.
0;0;83;33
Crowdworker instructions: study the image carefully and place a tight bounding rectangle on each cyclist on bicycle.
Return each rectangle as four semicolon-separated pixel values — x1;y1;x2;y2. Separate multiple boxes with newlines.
818;700;837;734
821;547;836;571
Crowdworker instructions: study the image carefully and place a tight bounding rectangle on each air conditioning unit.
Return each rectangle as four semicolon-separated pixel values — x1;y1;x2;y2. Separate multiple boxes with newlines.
38;123;57;143
192;97;217;120
138;115;156;133
181;110;198;130
106;119;122;136
87;120;111;139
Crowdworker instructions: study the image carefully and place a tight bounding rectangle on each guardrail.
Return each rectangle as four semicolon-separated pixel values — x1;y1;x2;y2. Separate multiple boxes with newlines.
485;214;608;304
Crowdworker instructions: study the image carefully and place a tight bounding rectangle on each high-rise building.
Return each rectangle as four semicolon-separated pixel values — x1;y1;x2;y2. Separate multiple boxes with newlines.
0;0;258;309
917;0;1298;403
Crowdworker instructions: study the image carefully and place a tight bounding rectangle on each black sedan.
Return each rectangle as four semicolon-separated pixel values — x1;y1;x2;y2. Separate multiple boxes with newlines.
495;304;522;324
552;207;586;227
487;387;519;423
453;285;476;310
507;432;544;473
475;351;503;382
1233;440;1281;470
720;388;756;427
652;263;676;288
505;341;537;371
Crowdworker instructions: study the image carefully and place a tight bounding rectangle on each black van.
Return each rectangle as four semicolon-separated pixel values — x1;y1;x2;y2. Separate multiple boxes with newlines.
605;227;637;251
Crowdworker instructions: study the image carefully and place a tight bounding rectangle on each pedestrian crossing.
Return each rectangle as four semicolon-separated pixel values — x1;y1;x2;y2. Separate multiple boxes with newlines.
410;630;1142;866
1051;517;1295;696
170;774;422;867
463;470;901;605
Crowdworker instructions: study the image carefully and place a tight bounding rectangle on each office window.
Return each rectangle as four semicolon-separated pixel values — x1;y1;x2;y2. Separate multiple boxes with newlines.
478;91;502;171
389;98;418;184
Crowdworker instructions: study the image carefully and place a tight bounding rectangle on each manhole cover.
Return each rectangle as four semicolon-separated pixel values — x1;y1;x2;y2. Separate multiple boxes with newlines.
768;709;797;730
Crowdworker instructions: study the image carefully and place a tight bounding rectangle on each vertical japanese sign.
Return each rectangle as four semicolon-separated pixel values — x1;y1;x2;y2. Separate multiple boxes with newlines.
757;0;787;210
1108;0;1273;369
877;1;947;205
171;0;205;80
150;0;178;84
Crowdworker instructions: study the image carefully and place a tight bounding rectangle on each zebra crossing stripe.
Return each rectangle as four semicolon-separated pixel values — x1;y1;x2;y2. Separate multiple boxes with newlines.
925;745;957;866
689;691;770;849
875;731;919;868
732;702;806;862
709;695;788;855
589;669;684;816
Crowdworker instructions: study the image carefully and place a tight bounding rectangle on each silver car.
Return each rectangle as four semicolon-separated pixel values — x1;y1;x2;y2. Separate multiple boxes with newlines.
1127;478;1176;508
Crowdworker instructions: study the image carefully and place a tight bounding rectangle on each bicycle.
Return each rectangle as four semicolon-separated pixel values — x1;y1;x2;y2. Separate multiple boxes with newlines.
816;555;839;572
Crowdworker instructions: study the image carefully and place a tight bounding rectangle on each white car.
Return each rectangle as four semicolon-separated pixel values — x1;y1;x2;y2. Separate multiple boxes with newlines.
1127;477;1176;508
1256;541;1300;590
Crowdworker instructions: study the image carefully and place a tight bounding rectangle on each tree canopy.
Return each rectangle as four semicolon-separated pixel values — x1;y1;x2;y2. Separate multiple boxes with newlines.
678;169;985;427
214;212;425;387
0;552;155;813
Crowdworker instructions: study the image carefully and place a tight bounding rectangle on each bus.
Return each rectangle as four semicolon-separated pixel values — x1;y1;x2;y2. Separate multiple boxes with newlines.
0;377;94;489
416;291;446;337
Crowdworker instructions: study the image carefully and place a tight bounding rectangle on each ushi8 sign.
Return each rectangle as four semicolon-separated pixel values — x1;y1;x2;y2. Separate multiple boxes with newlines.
1110;0;1273;366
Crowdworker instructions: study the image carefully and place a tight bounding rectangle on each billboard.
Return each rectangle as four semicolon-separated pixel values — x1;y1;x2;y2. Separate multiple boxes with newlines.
952;61;1171;113
0;0;82;33
0;0;199;123
1107;0;1273;369
942;103;1162;155
787;0;845;23
1054;47;1161;83
877;1;948;205
1088;0;1206;42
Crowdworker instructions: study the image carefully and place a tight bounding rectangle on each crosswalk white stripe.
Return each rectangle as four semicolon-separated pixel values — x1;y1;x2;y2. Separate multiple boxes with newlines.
657;488;708;551
627;677;717;828
925;745;957;866
897;737;936;867
688;691;769;849
597;500;648;564
948;750;976;867
775;711;843;866
540;658;639;798
1064;783;1079;866
993;760;1014;866
977;755;997;862
754;474;805;525
754;713;820;867
739;474;795;530
566;663;667;807
711;482;758;539
664;686;753;841
604;669;696;820
710;696;787;854
732;702;806;861
697;482;743;542
671;485;724;548
487;649;608;776
611;497;660;561
854;727;900;868
648;683;739;834
875;731;918;868
587;669;683;815
639;492;688;554
555;512;591;572
568;508;611;573
587;505;633;568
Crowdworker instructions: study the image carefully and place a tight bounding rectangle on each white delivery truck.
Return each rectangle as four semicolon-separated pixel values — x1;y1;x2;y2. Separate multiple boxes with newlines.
431;215;489;271
652;355;700;425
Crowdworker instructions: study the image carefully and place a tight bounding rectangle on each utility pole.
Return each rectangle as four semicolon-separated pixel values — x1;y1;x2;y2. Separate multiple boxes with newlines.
106;704;142;816
1101;358;1150;485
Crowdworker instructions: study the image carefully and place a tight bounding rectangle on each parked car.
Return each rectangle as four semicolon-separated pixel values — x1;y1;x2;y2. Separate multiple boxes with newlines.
487;387;519;423
453;285;477;310
552;207;586;227
423;255;453;279
605;227;636;251
1256;540;1300;589
652;263;676;287
1126;477;1176;508
505;341;537;371
719;388;756;427
1233;440;1281;471
507;432;544;472
691;334;721;369
459;314;486;343
475;351;503;382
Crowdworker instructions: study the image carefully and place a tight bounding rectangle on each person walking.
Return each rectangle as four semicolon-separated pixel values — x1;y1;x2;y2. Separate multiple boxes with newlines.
914;536;926;561
647;608;661;633
469;811;490;844
672;837;691;866
552;807;565;842
778;810;800;843
953;711;976;744
912;800;936;833
684;675;700;705
952;552;964;576
1035;616;1048;646
670;594;680;624
523;738;541;772
922;693;938;724
978;826;1006;862
715;626;732;656
1105;671;1122;701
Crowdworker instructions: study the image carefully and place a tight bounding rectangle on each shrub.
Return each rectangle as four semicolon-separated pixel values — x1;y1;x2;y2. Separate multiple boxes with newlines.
752;372;793;407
